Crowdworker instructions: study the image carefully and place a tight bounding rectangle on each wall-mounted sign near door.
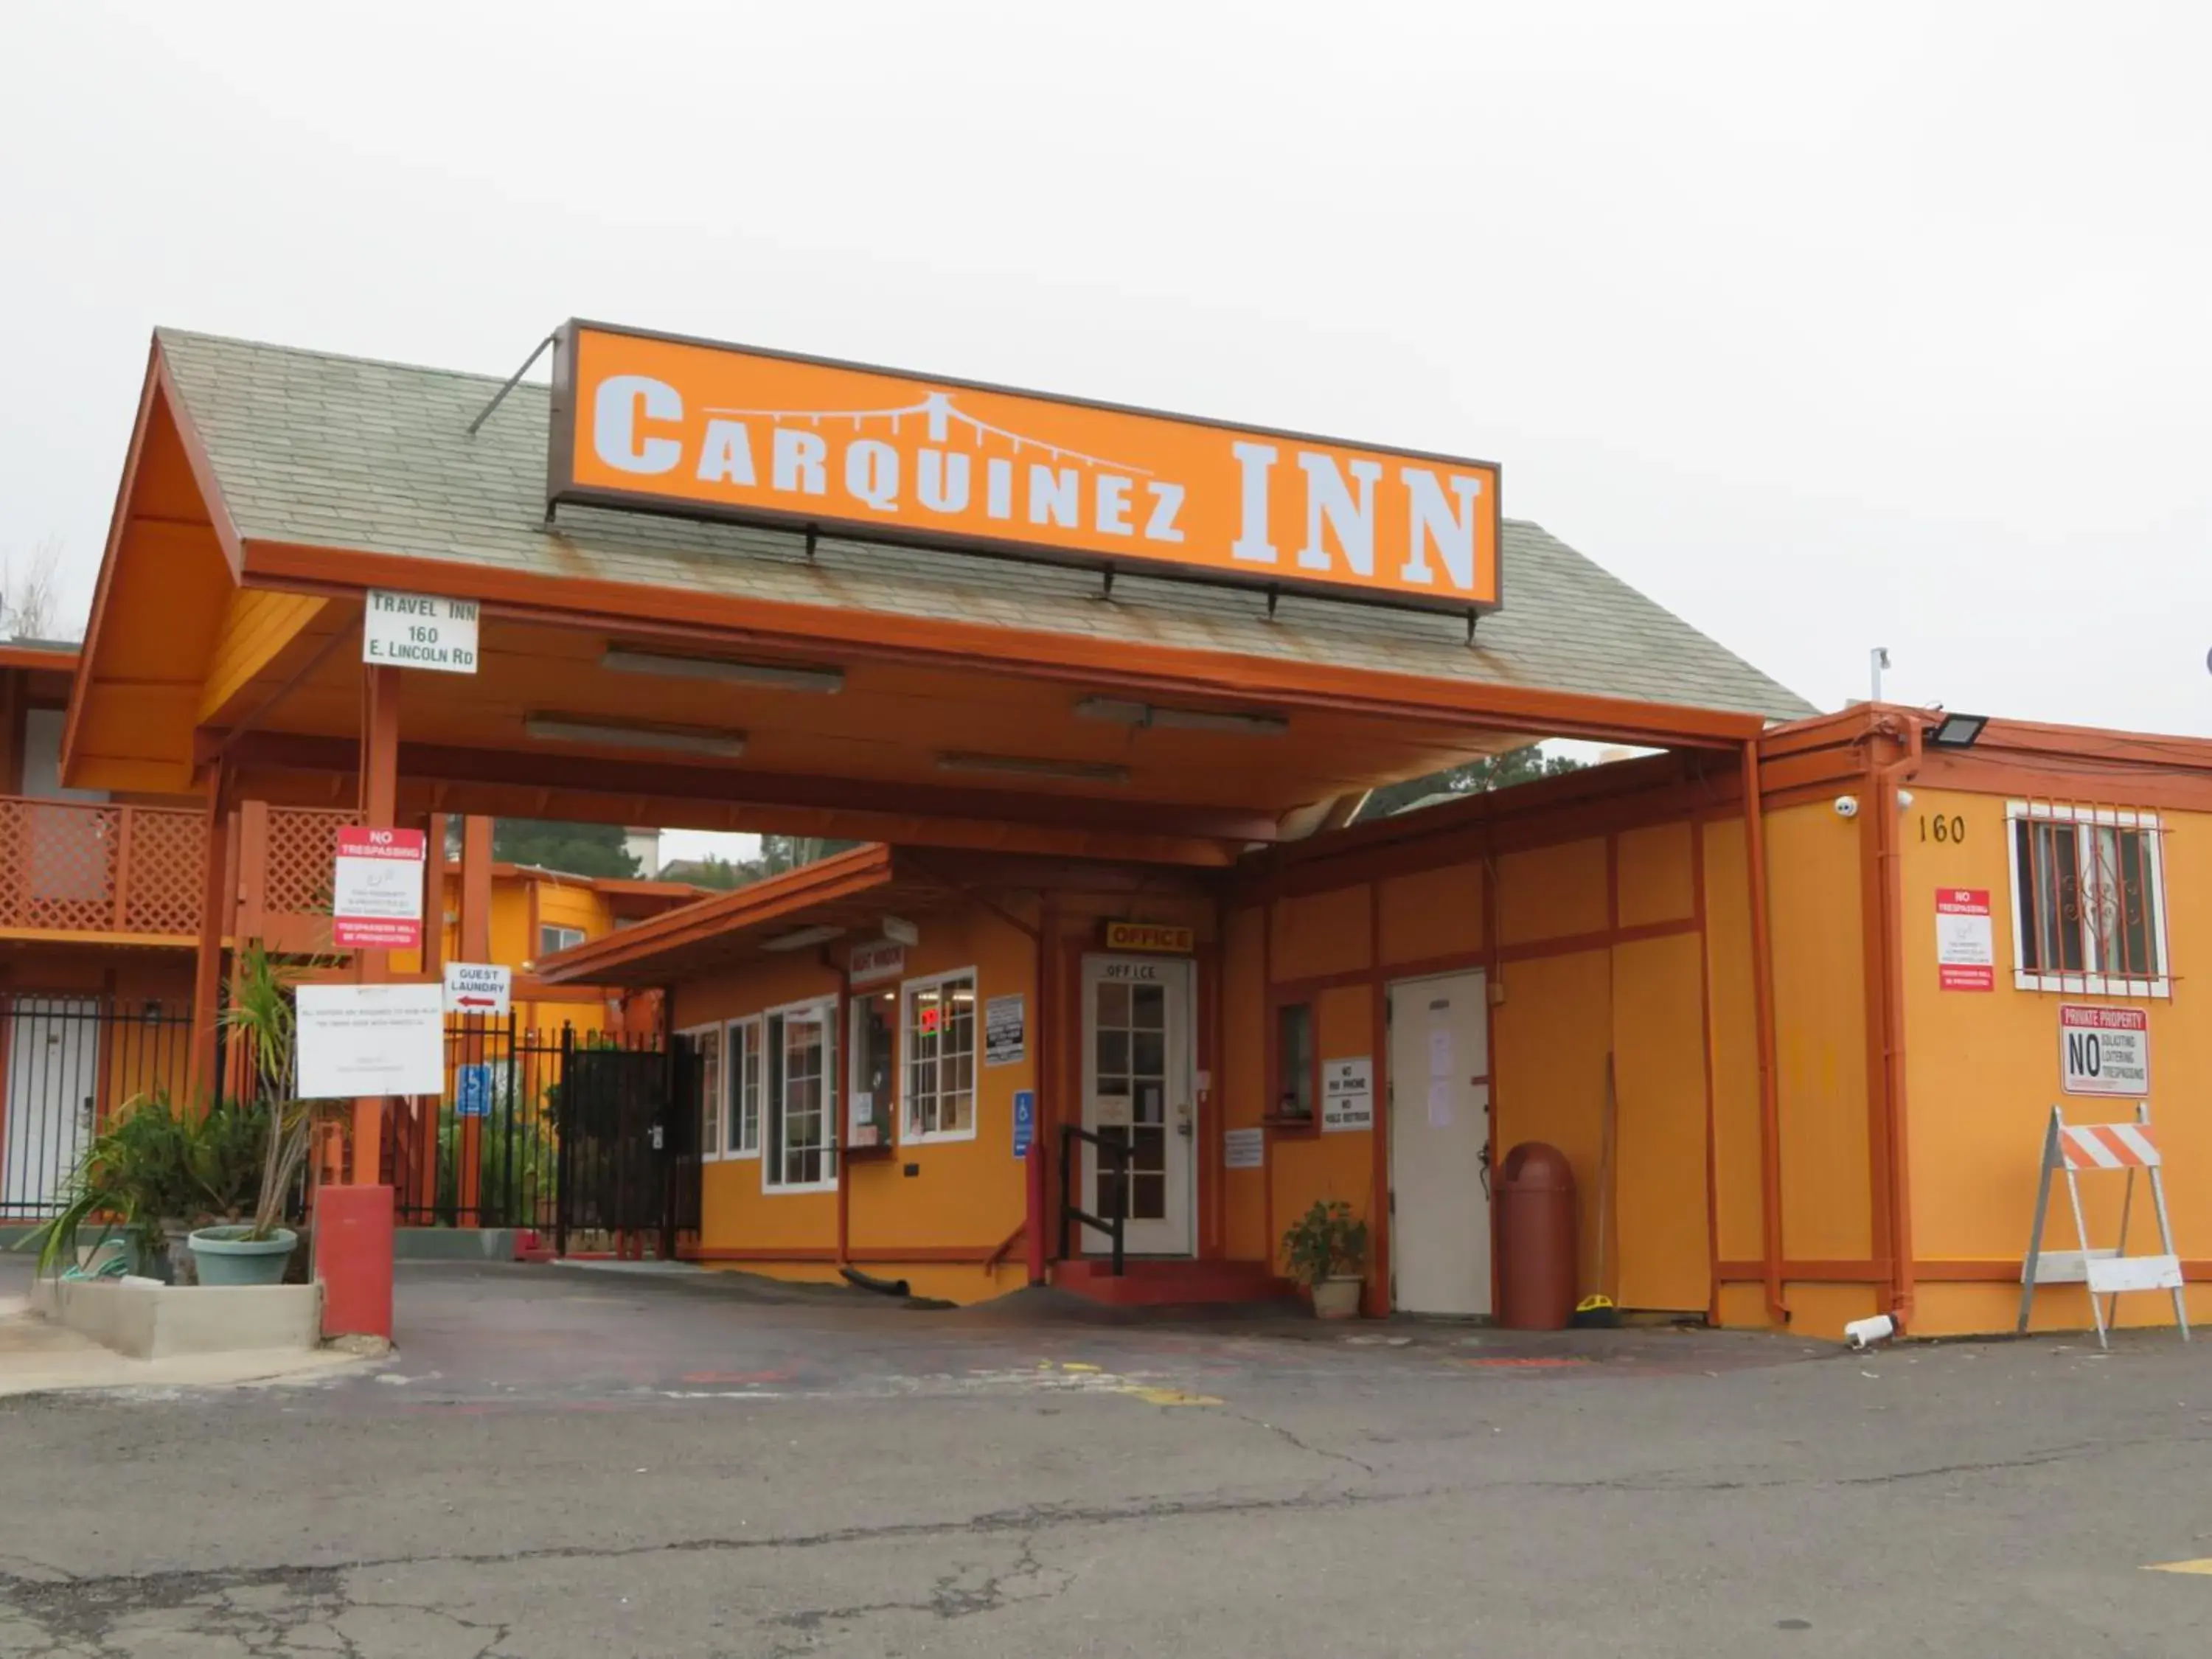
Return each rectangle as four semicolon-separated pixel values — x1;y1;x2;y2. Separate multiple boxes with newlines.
1100;921;1194;954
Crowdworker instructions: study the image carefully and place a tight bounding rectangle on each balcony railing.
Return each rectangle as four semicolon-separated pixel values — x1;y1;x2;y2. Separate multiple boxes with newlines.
0;795;355;947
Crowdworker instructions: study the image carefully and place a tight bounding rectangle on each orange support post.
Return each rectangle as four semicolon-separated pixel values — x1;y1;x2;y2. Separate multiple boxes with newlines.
187;762;229;1105
352;664;402;1183
1742;738;1788;1327
324;662;400;1342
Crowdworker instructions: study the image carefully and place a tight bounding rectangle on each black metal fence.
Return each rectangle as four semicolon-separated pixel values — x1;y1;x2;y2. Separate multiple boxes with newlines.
1;998;689;1248
387;1017;568;1231
0;993;193;1220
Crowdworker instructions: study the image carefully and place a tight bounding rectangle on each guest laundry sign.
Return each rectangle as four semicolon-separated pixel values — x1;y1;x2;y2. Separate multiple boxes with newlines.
549;321;1501;615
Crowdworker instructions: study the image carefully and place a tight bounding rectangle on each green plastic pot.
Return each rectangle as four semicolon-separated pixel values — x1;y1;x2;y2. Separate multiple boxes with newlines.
187;1225;298;1287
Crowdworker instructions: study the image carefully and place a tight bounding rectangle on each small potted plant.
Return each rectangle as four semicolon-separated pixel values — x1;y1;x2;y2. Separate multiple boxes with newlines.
1281;1198;1368;1320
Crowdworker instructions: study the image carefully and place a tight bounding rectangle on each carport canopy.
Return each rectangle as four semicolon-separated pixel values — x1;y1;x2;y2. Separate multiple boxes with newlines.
64;328;1810;866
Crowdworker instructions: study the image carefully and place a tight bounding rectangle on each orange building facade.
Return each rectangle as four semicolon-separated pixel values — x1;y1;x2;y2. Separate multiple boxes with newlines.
547;709;2212;1340
47;319;2211;1343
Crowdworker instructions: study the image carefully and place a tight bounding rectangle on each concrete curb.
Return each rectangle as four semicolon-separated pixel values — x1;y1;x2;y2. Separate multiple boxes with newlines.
392;1228;519;1262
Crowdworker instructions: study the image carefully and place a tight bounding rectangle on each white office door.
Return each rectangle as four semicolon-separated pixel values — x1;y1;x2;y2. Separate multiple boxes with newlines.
1388;971;1493;1315
1081;956;1194;1256
1;998;100;1213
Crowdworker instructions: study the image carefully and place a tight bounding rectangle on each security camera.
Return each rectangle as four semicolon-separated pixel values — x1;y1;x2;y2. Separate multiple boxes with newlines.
1834;795;1860;819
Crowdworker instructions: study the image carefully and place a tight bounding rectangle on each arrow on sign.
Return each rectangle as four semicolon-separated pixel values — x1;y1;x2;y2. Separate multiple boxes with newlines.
456;996;499;1009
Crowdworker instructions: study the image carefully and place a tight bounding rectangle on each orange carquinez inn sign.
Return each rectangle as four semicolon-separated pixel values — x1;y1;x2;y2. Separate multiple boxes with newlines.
546;321;1502;613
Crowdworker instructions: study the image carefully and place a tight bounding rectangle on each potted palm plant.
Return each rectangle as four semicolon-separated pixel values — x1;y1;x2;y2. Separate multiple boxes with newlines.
1282;1198;1369;1320
187;945;332;1287
24;1091;263;1279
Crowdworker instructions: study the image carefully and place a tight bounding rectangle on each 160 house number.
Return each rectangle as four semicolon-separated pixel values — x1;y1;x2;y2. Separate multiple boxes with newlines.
1918;813;1967;844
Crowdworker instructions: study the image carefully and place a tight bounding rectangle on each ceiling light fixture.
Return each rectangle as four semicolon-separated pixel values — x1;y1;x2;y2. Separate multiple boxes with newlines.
762;925;846;953
1073;696;1288;737
602;648;844;695
524;714;748;759
937;751;1133;785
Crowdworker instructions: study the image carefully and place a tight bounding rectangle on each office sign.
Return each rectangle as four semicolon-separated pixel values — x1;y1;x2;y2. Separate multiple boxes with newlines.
849;940;905;987
2060;1004;2149;1098
1101;921;1195;955
296;982;445;1099
331;827;427;950
362;591;479;674
548;321;1501;614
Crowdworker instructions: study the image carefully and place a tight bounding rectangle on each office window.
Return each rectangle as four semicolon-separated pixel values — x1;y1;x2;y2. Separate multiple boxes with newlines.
902;970;977;1141
726;1015;762;1158
538;923;586;957
2009;802;2168;995
764;1000;837;1191
849;988;897;1148
684;1024;724;1160
1275;1002;1315;1119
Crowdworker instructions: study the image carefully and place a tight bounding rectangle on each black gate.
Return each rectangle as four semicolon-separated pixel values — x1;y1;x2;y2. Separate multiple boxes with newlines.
552;1028;700;1259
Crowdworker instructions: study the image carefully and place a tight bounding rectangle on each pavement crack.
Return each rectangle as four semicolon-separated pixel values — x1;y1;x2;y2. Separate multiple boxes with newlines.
1227;1408;1378;1477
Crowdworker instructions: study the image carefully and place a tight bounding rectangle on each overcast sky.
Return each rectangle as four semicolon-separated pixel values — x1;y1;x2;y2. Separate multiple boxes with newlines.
4;1;2208;748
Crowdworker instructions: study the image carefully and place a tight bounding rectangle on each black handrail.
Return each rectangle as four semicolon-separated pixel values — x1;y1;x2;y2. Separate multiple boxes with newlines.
1058;1123;1130;1277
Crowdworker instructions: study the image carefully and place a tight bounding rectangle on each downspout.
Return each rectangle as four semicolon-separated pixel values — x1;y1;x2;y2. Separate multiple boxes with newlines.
1741;738;1787;1326
1869;715;1924;1328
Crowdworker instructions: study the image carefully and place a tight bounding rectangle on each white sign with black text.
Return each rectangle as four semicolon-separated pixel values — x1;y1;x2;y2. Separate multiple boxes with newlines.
363;591;480;674
985;993;1027;1067
442;961;512;1018
1322;1055;1374;1133
1223;1126;1265;1170
2060;1004;2150;1097
296;981;446;1100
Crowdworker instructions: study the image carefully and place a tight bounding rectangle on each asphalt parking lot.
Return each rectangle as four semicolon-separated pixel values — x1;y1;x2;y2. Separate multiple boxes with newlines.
3;1259;2209;1656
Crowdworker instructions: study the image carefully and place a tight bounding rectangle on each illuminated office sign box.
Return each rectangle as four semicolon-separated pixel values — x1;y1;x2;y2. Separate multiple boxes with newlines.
546;321;1501;616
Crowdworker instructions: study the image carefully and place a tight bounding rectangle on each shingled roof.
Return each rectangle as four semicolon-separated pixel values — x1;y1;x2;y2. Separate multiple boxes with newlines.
156;328;1811;723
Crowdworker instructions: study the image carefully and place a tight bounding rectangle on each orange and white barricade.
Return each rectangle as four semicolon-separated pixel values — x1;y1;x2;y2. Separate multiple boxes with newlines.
2018;1104;2189;1349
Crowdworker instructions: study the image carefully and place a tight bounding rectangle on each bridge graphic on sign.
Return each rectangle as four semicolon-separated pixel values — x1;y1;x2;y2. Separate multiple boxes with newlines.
701;390;1155;477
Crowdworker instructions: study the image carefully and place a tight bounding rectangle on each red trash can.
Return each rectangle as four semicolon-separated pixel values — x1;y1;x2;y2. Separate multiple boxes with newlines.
1496;1141;1578;1330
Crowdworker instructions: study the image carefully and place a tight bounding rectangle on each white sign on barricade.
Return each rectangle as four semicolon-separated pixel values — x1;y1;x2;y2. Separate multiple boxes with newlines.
2018;1102;2189;1350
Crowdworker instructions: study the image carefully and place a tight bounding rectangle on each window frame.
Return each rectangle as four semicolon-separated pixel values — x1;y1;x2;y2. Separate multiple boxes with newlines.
762;995;839;1194
679;1021;726;1164
900;966;980;1145
2005;800;2171;999
723;1014;763;1160
538;922;587;958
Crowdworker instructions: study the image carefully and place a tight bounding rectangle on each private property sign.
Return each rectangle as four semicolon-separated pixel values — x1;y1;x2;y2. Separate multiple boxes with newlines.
546;321;1502;616
2060;1004;2150;1097
330;827;427;950
362;591;479;673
